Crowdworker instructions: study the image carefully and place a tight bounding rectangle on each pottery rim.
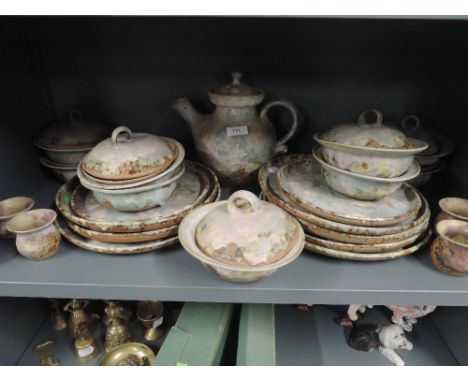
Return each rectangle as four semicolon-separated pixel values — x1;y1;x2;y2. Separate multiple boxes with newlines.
0;196;35;220
39;157;77;170
436;219;468;249
438;197;468;222
6;209;57;234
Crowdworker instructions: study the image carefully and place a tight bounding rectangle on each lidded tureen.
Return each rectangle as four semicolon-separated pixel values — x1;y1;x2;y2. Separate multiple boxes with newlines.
82;126;176;180
195;190;300;267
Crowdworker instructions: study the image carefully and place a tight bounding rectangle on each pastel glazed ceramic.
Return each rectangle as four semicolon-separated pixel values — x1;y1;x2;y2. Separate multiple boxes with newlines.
313;146;420;200
39;157;77;182
314;109;427;178
434;219;468;274
173;71;298;186
0;196;35;240
400;115;440;156
7;209;60;260
434;197;468;227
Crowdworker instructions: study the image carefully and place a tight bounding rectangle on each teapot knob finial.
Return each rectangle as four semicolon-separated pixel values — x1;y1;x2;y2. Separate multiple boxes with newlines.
231;71;243;84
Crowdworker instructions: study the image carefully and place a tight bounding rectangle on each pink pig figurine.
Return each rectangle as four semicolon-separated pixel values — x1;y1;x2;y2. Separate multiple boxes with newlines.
385;305;436;332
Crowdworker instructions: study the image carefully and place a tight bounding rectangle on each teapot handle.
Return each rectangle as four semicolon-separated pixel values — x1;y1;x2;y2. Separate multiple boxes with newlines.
227;190;262;216
260;99;298;154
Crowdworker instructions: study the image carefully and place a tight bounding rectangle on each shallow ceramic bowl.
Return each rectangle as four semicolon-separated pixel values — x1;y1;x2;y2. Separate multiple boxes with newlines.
434;197;468;227
179;202;305;283
6;209;60;260
39;157;77;182
0;196;35;240
36;145;90;166
313;147;420;200
415;128;454;168
435;219;468;274
97;343;155;366
85;165;185;212
314;133;427;178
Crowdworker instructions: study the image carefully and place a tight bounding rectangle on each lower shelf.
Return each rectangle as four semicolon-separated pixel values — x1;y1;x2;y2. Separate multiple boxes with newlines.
275;305;459;366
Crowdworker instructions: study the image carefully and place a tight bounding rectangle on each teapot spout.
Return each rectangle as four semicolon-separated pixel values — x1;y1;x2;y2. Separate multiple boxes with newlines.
172;97;202;131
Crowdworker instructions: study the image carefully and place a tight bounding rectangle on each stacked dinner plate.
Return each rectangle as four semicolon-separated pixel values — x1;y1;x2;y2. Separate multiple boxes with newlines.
55;160;220;254
35;110;111;182
258;154;432;261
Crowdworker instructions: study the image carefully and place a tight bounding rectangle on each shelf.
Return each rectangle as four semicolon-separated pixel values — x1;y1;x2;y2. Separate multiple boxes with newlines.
275;305;459;366
0;179;468;305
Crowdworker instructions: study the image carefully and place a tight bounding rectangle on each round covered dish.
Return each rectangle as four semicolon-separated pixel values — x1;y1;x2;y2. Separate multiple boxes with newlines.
208;72;264;107
195;190;299;267
400;115;440;156
82;126;176;180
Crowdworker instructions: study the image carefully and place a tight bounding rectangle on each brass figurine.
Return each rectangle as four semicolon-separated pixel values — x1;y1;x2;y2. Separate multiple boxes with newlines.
105;301;134;352
74;322;100;362
49;299;67;331
33;340;60;366
137;301;165;341
102;300;133;326
64;299;91;338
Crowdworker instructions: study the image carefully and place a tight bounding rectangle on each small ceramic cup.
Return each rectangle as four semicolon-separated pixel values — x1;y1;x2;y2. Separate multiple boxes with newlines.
6;209;61;260
434;197;468;227
0;197;35;240
434;219;468;275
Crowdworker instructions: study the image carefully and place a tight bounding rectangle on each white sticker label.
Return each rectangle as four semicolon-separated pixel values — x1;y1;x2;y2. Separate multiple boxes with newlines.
153;316;164;328
226;125;248;136
78;346;94;357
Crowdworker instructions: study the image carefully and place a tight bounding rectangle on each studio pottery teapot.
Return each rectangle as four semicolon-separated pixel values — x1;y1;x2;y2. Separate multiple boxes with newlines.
172;72;299;186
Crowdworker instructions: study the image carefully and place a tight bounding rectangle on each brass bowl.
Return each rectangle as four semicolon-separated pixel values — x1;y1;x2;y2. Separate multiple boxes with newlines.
97;343;156;366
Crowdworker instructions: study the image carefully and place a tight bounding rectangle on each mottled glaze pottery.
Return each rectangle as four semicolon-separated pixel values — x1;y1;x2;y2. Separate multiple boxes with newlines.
0;196;34;240
56;161;214;233
434;197;468;227
39;157;77;182
56;216;178;255
313;146;420;200
258;154;430;236
7;209;61;260
195;190;300;267
97;343;155;366
407;161;446;188
78;138;185;189
385;305;436;332
34;110;110;166
172;71;298;186
433;219;468;275
179;201;305;283
400;115;440;156
86;164;185;212
82;126;176;180
314;109;427;178
304;229;431;261
414;128;454;168
276;157;422;226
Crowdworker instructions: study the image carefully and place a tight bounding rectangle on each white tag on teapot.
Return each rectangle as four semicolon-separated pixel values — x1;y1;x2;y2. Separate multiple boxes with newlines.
153;316;164;328
226;125;248;136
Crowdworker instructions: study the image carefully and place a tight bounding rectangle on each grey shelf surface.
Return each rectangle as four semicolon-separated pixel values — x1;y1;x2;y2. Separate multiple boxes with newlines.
1;180;468;305
275;305;459;366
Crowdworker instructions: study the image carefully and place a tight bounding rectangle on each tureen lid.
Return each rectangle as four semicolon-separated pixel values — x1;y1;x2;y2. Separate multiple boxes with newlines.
320;109;415;149
208;72;265;107
82;126;176;180
400;115;440;156
35;110;110;151
195;190;299;267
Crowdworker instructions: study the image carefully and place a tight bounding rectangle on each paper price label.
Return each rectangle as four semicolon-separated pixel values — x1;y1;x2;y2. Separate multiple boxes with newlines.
152;316;164;328
78;346;94;357
226;125;248;136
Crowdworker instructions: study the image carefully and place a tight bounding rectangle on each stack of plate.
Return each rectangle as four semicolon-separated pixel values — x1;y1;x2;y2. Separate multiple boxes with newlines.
55;161;220;254
35;110;110;182
258;154;432;261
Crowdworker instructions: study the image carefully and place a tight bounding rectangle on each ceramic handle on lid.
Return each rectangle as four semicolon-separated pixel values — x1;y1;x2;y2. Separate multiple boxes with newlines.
111;126;133;147
402;115;421;130
358;109;384;126
260;99;299;154
231;71;243;85
227;190;262;216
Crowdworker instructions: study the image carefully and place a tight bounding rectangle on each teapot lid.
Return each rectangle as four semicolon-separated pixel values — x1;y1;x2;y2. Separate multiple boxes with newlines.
400;115;440;156
35;110;111;151
209;72;265;107
320;109;416;149
195;190;299;267
82;126;177;180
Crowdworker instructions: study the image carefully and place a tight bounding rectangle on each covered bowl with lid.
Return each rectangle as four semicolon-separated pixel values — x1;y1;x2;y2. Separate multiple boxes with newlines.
314;109;428;178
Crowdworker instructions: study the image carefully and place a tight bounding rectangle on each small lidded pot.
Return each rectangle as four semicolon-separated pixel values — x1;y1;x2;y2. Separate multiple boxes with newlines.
6;209;61;260
195;190;300;267
81;126;177;181
0;197;35;240
434;197;468;227
435;219;468;275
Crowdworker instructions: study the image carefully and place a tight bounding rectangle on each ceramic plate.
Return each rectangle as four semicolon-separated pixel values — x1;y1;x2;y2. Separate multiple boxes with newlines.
276;157;421;226
56;216;179;254
258;154;429;235
56;161;213;233
304;229;432;261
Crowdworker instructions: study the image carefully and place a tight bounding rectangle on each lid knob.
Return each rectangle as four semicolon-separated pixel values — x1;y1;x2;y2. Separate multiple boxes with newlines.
111;126;133;147
358;109;383;126
231;71;243;85
227;190;262;216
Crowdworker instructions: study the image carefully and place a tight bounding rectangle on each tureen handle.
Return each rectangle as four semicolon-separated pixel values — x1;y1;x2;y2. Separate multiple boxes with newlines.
260;99;299;154
358;109;383;126
111;126;133;146
402;115;421;130
69;109;82;122
227;190;262;216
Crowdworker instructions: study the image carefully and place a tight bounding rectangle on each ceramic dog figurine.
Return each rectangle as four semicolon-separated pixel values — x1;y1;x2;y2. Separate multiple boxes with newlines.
348;324;413;366
385;305;436;332
347;304;374;321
